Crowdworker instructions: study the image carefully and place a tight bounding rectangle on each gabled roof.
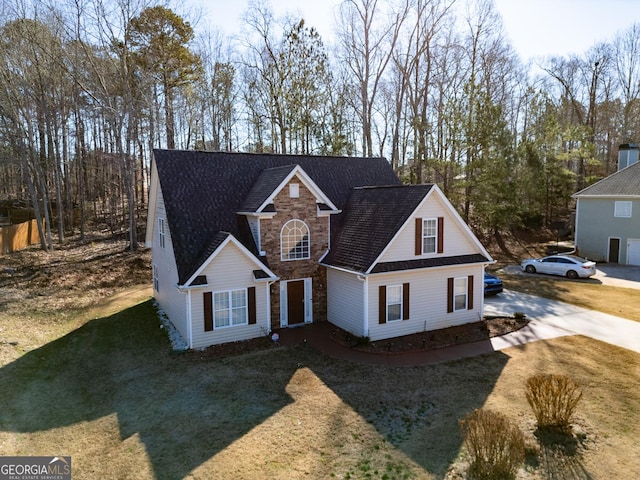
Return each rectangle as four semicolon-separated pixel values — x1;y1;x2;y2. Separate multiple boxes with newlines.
573;162;640;197
182;232;278;288
240;165;297;212
239;164;339;213
322;185;433;273
152;150;400;284
322;183;493;274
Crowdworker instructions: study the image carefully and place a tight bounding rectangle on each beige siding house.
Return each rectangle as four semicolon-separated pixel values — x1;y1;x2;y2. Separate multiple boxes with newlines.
146;150;494;349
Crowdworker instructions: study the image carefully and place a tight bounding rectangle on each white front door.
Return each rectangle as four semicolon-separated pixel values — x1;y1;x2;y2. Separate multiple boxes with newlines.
628;239;640;266
280;278;313;327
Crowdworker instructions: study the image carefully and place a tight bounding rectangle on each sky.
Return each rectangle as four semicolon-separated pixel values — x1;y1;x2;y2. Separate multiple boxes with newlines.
192;0;640;62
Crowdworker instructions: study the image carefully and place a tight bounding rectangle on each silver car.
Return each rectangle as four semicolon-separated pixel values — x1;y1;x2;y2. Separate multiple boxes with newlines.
521;255;596;279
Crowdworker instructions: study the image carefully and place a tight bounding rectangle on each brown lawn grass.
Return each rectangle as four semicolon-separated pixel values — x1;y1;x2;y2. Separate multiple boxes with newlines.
1;238;639;479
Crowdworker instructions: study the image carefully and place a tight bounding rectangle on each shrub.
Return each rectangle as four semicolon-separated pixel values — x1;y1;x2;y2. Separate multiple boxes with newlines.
525;373;583;432
459;408;525;480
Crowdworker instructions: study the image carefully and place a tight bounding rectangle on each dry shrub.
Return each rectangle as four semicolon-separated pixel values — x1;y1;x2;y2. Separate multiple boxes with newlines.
525;373;583;432
459;408;525;480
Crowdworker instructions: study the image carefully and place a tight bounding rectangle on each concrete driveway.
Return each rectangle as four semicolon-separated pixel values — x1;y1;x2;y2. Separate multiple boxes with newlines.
501;263;640;290
593;264;640;289
484;290;640;354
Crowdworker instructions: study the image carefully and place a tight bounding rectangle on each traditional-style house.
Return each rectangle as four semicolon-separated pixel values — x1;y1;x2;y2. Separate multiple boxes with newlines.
573;144;640;265
146;150;494;348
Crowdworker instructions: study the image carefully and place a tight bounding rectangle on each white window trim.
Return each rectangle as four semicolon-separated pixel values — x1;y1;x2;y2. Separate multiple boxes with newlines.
158;218;166;248
213;288;248;329
454;277;468;312
281;219;311;261
386;284;403;322
422;218;437;254
289;183;300;198
614;201;632;218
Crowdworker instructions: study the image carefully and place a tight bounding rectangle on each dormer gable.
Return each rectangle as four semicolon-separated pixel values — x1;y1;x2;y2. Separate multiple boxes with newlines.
238;164;341;216
322;184;493;274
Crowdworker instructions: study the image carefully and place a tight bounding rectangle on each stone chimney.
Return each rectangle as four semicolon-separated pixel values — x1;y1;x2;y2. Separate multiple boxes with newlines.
618;143;639;171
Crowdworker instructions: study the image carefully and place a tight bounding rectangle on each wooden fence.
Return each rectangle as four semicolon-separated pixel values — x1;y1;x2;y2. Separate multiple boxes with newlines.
0;219;43;254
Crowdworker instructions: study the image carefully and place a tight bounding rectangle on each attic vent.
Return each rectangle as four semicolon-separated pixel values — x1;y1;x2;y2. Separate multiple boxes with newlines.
289;183;299;198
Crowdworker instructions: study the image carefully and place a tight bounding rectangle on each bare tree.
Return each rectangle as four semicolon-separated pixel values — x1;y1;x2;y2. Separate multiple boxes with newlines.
337;0;409;157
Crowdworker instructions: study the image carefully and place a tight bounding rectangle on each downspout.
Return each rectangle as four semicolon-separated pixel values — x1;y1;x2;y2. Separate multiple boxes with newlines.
187;290;193;348
357;275;369;338
177;285;193;349
266;279;277;334
574;199;581;255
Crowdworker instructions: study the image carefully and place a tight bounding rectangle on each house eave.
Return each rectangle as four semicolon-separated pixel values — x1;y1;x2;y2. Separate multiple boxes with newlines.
183;233;277;287
572;194;640;199
236;211;277;219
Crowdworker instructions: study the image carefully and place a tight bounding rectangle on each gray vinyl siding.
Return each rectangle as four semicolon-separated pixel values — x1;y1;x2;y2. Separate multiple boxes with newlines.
576;198;640;263
326;268;366;337
367;265;484;342
189;241;270;348
152;188;189;343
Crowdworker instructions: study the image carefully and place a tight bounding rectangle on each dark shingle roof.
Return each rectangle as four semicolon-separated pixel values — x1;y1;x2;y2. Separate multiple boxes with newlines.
241;164;297;212
322;185;434;273
574;162;640;197
370;254;490;274
154;150;400;284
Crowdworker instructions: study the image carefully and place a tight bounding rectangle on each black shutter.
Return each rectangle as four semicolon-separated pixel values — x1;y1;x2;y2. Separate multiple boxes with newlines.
437;217;444;253
204;292;213;331
415;218;422;255
379;285;387;324
467;275;474;310
447;278;454;313
248;287;256;324
402;283;410;320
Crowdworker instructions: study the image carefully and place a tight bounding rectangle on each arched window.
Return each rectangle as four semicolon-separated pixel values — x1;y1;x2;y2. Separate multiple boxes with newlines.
281;220;310;260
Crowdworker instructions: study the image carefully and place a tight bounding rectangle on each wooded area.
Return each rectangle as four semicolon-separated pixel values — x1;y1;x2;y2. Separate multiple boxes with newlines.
1;0;638;251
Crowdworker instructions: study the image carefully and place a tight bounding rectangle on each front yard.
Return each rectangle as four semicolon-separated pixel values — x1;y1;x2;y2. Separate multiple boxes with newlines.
1;239;639;479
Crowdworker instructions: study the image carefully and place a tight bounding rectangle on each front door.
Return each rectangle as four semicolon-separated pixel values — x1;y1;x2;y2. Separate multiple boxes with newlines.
609;238;620;263
287;280;305;325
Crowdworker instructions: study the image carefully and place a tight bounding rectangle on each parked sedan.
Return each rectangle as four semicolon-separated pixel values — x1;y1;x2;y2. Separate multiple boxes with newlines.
521;255;596;279
484;272;503;296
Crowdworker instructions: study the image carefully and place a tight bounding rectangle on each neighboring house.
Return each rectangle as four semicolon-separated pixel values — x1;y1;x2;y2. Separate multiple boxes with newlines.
145;150;494;348
573;144;640;265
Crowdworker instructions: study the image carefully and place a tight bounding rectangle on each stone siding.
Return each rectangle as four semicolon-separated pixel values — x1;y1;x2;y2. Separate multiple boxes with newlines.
260;176;329;328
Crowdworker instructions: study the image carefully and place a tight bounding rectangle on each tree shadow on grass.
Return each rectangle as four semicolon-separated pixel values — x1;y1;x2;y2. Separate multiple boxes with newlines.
0;298;514;478
309;350;511;477
0;300;299;480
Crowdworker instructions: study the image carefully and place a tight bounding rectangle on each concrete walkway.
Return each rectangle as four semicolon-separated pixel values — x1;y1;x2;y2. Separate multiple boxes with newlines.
277;290;640;366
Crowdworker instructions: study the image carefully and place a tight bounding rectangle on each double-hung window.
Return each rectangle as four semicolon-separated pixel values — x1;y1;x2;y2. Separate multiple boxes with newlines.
158;218;166;248
422;218;437;254
386;285;403;322
454;277;467;311
214;289;248;328
379;284;410;324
